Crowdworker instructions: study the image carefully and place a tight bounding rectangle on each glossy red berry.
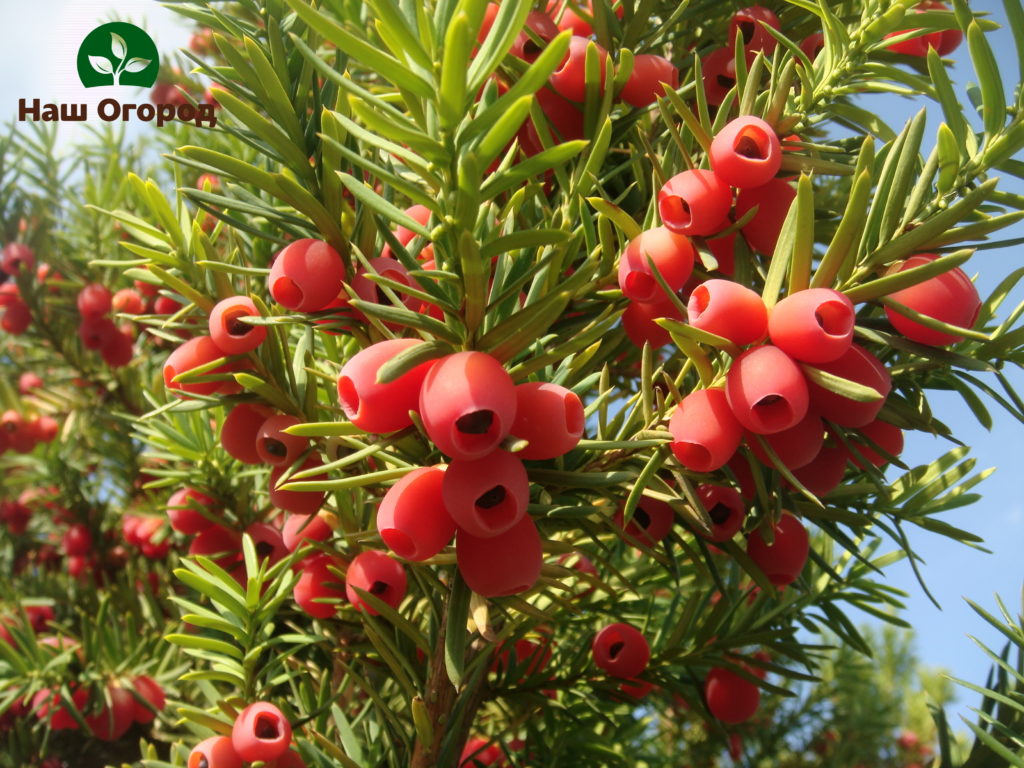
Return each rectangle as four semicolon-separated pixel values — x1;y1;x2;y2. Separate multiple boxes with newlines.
701;47;739;106
268;238;345;312
221;403;275;464
510;382;585;460
727;346;809;434
620;54;678;108
209;296;267;355
851;418;904;468
188;736;243;768
255;414;307;467
806;343;891;427
456;515;543;597
592;623;650;679
549;36;609;102
269;457;326;515
622;296;684;348
746;513;810;585
769;288;855;363
282;512;332;551
77;283;112;317
687;279;768;346
345;550;407;614
84;685;135;741
736;178;797;255
131;675;166;724
163;336;233;397
696;484;746;542
669;388;743;472
747;411;825;470
293;553;346;618
522;86;585;149
710;116;782;189
167;487;216;535
658;169;732;237
338;339;437;434
419;351;516;460
232;701;292;762
443;450;529;539
728;6;781;54
377;466;455;561
614;498;674;547
705;666;760;724
2;243;35;274
884;254;980;345
618;226;695;302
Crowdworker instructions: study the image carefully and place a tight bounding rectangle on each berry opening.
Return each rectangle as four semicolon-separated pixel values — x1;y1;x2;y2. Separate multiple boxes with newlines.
337;376;360;421
608;641;625;659
254;712;281;740
708;503;733;525
814;301;854;337
261;437;287;458
224;308;253;337
716;73;736;89
370;579;389;596
476;485;506;509
738;20;756;44
472;485;517;532
690;285;711;320
633;507;652;531
522;39;544;60
624;271;656;301
272;275;303;308
661;196;692;230
456;410;494;435
733;126;770;160
751;394;795;431
255;541;275;560
197;758;209;768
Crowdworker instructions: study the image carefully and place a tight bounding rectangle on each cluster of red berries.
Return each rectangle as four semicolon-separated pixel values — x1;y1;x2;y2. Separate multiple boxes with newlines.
337;342;584;597
0;243;38;333
0;407;59;456
188;701;304;768
121;513;171;559
77;282;135;367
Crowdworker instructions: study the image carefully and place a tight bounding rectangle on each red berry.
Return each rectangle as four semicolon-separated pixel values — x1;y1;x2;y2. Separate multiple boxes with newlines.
1;301;31;334
62;523;92;556
592;623;650;679
456;515;543;597
18;371;43;394
768;288;856;363
710;116;782;189
2;243;35;274
851;418;904;468
79;315;119;350
131;676;164;724
246;522;289;565
443;450;529;539
800;32;825;61
101;328;135;367
705;666;760;723
209;296;267;355
789;441;848;497
221;403;275;465
84;685;134;741
620;54;678;108
614;498;674;547
345;550;407;615
805;343;891;427
726;345;809;435
255;414;308;467
736;178;797;255
188;735;243;768
549;36;609;102
701;47;739;106
622;296;684;348
658;169;732;237
669;388;743;472
695;484;746;542
419;351;516;461
510;382;585;460
747;411;825;470
351;256;421;314
77;283;113;317
337;339;438;434
293;553;346;618
884;254;980;346
189;525;242;568
376;466;455;561
232;701;292;762
167;487;217;535
268;238;346;312
746;513;810;585
281;512;332;551
154;294;183;315
618;226;695;302
31;686;89;730
163;336;234;397
460;737;503;768
687;279;768;346
269;457;327;515
728;6;782;54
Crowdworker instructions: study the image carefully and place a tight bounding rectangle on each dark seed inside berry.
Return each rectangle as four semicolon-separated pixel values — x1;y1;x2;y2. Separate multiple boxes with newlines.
709;503;733;526
608;641;624;658
755;394;783;408
476;486;506;510
256;541;274;559
370;580;389;596
198;758;209;768
456;410;494;435
735;135;764;159
633;507;651;530
739;20;755;44
255;713;280;739
263;437;287;457
227;315;251;336
717;74;735;89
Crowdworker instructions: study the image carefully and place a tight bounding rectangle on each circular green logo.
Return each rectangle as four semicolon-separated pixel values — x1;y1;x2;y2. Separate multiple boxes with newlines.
77;22;159;88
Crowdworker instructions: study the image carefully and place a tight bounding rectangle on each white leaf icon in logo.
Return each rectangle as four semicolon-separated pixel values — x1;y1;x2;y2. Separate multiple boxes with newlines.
89;55;114;75
123;57;150;73
111;32;127;60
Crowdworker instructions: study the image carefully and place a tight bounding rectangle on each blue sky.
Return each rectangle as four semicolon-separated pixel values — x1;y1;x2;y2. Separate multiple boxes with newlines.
2;0;1022;734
